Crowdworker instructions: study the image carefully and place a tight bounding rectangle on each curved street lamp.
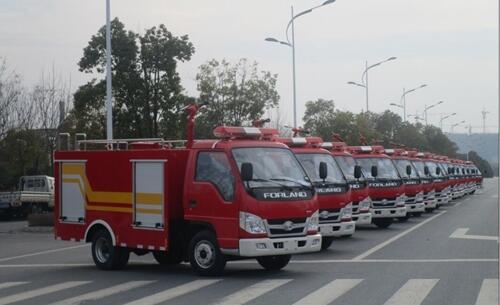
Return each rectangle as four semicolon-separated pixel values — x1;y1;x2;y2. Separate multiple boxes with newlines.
265;0;336;127
450;120;466;133
400;84;427;122
347;57;397;112
439;112;456;130
424;100;444;125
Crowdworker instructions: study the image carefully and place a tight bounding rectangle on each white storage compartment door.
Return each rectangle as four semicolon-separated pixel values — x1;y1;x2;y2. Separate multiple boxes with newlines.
60;162;86;222
133;161;165;228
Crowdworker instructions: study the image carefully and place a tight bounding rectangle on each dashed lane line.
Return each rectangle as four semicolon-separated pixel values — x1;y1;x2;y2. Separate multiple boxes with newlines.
291;279;362;305
474;279;498;305
0;281;90;305
213;279;292;305
383;279;438;305
352;211;447;260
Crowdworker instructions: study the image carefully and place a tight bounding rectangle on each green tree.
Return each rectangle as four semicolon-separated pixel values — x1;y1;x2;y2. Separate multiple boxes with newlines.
303;99;336;140
72;19;195;139
195;59;280;138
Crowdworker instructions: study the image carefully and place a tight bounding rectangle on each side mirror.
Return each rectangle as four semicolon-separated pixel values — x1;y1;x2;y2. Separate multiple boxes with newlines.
448;167;452;174
319;162;328;180
241;163;253;181
406;165;412;176
436;167;441;175
424;166;430;176
371;165;378;178
354;165;362;179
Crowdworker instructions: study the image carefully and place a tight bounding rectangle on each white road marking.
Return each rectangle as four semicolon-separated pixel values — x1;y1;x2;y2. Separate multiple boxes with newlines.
0;281;90;305
353;211;446;260
122;280;221;305
0;282;28;290
450;228;498;241
475;279;499;305
291;279;362;305
49;280;154;305
213;279;292;305
383;279;438;305
0;244;89;262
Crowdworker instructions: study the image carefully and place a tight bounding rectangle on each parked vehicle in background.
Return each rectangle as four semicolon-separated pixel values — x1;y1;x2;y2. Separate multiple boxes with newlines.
348;146;406;228
0;175;54;218
54;103;322;276
412;152;437;212
384;149;425;220
425;155;450;208
276;136;355;249
322;138;372;227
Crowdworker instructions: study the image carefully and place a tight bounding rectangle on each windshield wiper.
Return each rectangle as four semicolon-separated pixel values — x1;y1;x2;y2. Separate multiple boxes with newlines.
270;178;311;189
247;178;293;191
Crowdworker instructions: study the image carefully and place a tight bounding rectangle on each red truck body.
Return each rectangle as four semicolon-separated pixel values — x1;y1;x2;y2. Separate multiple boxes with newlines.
275;137;355;249
54;124;322;275
348;146;406;228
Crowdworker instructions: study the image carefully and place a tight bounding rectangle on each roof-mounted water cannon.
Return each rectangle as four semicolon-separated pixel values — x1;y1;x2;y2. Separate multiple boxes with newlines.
186;100;209;149
359;133;368;145
284;125;310;137
251;118;271;128
347;145;373;154
332;133;345;143
371;145;385;154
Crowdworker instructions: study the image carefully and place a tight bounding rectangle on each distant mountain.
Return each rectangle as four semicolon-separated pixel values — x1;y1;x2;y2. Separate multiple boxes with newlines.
447;133;498;163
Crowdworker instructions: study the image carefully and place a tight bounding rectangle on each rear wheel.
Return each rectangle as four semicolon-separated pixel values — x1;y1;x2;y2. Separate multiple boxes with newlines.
257;255;291;271
373;218;393;229
91;230;129;270
321;237;334;250
189;230;226;276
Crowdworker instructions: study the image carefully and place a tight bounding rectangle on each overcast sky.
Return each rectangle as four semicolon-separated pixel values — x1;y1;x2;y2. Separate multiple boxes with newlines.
0;0;497;133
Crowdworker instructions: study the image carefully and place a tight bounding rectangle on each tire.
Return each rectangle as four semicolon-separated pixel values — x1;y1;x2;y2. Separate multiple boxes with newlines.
373;218;393;229
412;212;422;217
397;214;411;222
425;208;434;213
321;237;334;250
435;204;441;209
153;250;182;265
188;230;226;276
91;230;129;270
257;255;291;271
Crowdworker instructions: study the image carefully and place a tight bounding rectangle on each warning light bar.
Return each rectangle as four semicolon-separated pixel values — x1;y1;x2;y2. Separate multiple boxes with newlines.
213;126;279;140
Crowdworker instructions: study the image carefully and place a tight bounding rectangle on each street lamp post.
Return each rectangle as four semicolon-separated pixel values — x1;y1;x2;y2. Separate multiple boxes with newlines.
400;84;427;122
347;57;397;112
105;0;113;142
439;112;456;130
423;101;444;125
450;120;466;133
265;0;336;128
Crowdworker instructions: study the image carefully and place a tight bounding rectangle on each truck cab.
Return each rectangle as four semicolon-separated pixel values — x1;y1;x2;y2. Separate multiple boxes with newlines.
321;141;372;226
385;149;425;219
54;121;322;276
411;152;437;211
425;155;450;208
274;136;355;250
348;146;406;228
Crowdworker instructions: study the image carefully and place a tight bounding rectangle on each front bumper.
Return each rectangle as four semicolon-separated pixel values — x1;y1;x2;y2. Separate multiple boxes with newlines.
237;234;322;257
406;202;426;213
319;220;356;237
352;212;372;225
425;198;437;209
371;206;406;218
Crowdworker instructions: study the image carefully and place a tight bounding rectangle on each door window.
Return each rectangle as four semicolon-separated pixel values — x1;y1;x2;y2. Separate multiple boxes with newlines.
196;152;235;201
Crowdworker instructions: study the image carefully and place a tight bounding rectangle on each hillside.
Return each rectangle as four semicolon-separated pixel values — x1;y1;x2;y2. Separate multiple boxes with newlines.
447;133;498;163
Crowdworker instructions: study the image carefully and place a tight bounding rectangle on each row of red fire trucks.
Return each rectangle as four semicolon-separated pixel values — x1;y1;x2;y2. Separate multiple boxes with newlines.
53;104;483;275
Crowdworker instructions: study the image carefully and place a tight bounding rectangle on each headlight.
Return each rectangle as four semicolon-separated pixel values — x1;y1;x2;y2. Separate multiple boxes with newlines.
306;210;319;233
359;197;371;212
239;212;266;234
415;191;424;202
340;203;353;221
396;194;406;207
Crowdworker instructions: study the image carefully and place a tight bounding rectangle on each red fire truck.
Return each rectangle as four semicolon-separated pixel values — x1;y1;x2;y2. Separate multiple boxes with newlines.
321;139;372;227
425;154;450;208
450;159;467;199
275;136;355;250
384;149;425;220
410;152;437;211
348;146;406;228
54;106;322;276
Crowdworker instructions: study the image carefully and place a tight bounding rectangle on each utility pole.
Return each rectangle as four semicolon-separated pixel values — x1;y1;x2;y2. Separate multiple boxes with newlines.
106;0;113;142
481;109;489;133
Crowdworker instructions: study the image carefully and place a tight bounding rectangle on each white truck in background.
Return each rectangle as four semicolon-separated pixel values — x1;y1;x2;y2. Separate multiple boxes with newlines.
0;175;54;218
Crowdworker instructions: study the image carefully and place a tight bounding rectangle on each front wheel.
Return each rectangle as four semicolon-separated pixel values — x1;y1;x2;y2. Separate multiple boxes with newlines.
412;212;422;217
397;214;411;222
189;230;226;276
257;255;291;271
373;218;393;229
91;230;129;270
321;237;334;250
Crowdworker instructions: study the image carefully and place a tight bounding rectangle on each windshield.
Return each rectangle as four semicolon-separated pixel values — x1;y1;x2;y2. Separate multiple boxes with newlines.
296;153;346;184
438;163;449;176
232;147;311;188
394;159;419;178
412;161;427;177
426;162;443;177
334;155;361;181
356;157;400;179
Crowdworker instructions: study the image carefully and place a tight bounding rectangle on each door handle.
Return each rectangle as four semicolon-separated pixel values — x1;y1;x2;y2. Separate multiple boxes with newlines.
189;200;197;208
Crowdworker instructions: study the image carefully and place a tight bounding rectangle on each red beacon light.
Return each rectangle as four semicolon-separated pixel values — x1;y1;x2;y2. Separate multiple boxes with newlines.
305;137;324;147
274;137;308;147
348;146;373;154
371;145;385;154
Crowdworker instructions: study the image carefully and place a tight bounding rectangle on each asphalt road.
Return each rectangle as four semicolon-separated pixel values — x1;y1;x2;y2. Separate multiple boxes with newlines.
0;179;498;305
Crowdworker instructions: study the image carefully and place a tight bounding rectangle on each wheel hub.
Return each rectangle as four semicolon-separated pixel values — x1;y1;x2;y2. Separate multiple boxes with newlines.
194;241;215;269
